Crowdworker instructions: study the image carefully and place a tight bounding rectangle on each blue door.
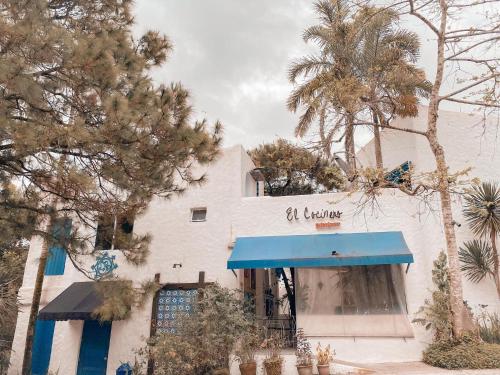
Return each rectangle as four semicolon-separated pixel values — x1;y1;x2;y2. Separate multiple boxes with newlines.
76;320;112;375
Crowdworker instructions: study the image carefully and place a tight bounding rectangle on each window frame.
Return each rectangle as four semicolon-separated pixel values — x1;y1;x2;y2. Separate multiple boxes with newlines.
190;207;207;222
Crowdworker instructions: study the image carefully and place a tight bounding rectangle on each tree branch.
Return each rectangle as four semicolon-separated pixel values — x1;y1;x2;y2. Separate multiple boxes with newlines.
441;97;500;108
408;0;439;35
439;73;500;101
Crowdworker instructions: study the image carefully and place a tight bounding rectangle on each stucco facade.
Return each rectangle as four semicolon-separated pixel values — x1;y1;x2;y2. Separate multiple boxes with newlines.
8;108;500;375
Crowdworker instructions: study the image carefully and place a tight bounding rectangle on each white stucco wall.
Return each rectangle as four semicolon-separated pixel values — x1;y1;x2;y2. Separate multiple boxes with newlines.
230;190;499;364
8;145;258;375
8;108;500;374
357;106;500;179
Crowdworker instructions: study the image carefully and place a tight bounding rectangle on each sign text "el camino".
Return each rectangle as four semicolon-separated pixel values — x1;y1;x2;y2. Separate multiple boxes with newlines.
286;207;343;222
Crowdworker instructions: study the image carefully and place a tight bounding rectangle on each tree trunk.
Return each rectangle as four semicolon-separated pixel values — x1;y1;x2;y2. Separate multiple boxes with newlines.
372;111;383;170
345;114;356;183
21;218;53;375
423;0;464;337
427;124;465;336
490;229;500;298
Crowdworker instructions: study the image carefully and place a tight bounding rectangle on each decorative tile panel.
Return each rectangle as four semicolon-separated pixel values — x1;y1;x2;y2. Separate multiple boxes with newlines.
155;288;198;333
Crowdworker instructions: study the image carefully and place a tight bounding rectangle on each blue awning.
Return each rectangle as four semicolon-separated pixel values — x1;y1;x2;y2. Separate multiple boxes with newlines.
227;231;413;269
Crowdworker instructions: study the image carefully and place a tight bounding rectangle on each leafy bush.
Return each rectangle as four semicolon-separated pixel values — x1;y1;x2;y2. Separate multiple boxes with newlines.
423;333;500;369
316;343;334;366
412;251;453;341
138;333;199;375
295;328;312;366
137;283;254;375
262;332;284;370
234;323;262;365
477;311;500;344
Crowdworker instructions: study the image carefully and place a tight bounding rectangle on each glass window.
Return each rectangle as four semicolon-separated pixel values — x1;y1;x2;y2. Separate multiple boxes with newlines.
296;265;413;337
191;208;207;222
95;214;134;250
45;218;72;276
95;216;114;250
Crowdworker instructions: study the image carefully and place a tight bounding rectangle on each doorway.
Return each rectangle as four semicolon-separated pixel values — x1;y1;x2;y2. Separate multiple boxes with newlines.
76;320;112;375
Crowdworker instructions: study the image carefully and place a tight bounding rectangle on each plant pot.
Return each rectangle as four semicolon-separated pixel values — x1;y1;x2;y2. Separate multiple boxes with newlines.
212;368;230;375
317;364;330;375
239;361;257;375
264;358;283;375
296;364;313;375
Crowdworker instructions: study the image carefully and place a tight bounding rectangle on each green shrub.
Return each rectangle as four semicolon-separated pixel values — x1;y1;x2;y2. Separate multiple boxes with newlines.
412;252;453;341
136;283;255;375
423;334;500;369
477;311;500;344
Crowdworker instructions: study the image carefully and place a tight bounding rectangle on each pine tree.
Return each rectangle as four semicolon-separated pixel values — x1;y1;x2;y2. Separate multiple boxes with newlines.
0;1;222;373
249;138;344;196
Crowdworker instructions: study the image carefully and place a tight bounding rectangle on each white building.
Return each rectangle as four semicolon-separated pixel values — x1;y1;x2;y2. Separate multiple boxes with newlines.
8;107;500;375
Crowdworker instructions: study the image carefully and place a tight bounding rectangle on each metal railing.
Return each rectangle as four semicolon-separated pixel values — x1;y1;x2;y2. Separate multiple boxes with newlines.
259;315;296;348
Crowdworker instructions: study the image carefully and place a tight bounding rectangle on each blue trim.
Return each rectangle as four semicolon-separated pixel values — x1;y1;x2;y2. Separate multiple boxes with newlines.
32;319;55;375
227;231;414;269
45;218;72;276
385;161;411;185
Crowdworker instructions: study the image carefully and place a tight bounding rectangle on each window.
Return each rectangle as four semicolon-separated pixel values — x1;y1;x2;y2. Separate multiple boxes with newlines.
296;265;413;337
45;218;72;276
95;214;134;250
191;208;207;222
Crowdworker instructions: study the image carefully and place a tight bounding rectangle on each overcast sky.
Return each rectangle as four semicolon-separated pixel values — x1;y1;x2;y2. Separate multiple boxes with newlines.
132;1;467;150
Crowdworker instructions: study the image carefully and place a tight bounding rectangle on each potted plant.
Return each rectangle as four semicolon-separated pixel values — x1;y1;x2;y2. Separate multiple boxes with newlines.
262;333;284;375
316;343;334;375
212;369;230;375
295;329;313;375
235;324;261;375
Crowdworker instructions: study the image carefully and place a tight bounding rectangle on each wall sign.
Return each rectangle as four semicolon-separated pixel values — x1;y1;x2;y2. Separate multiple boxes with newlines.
315;222;341;229
286;206;343;222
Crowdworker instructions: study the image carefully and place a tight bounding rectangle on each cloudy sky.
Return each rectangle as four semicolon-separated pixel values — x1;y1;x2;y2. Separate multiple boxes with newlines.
132;1;463;150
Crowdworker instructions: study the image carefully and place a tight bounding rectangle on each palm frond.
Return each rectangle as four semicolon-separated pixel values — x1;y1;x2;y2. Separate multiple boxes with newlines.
295;96;324;137
287;75;326;112
303;25;332;46
314;0;349;26
459;239;495;283
463;182;500;238
288;56;332;83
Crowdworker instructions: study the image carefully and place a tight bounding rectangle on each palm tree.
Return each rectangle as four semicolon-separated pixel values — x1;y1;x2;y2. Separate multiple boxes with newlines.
463;182;500;297
354;6;431;169
287;0;430;175
288;0;363;181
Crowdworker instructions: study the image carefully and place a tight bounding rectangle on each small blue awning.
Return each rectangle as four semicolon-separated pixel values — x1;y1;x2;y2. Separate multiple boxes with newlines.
227;231;413;269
